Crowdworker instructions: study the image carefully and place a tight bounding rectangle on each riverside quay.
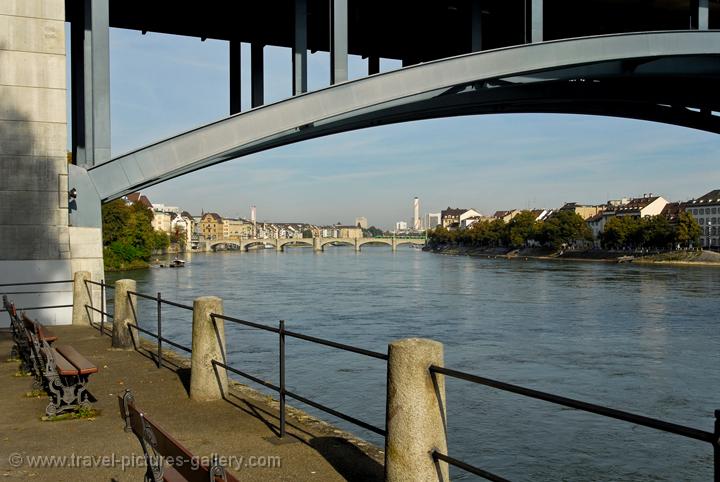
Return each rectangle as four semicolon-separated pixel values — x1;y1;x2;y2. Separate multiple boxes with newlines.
2;0;720;480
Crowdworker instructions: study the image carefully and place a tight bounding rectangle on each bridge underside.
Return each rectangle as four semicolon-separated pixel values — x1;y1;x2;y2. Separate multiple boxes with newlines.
87;32;720;201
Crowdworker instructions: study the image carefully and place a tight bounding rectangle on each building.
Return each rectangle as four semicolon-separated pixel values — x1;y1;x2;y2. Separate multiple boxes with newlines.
355;216;368;229
613;195;667;218
559;203;604;220
413;197;421;230
685;189;720;248
338;225;363;239
492;210;521;223
199;212;223;240
396;221;408;232
223;218;253;240
425;213;441;229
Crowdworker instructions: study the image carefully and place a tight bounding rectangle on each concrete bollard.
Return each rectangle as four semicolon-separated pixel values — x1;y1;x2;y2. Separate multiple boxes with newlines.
71;271;92;326
112;279;137;349
385;338;448;482
190;296;228;401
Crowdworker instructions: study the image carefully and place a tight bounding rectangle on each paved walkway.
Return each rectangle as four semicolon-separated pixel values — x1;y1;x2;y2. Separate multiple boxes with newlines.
0;325;383;481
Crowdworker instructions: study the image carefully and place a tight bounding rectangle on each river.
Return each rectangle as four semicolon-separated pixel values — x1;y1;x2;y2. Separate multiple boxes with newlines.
108;247;719;481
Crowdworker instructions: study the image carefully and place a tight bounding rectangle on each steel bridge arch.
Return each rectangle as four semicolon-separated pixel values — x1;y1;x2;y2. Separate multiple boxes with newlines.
87;31;720;201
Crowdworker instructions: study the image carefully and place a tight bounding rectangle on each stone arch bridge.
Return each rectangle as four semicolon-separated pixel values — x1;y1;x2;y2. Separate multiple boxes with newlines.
203;237;426;253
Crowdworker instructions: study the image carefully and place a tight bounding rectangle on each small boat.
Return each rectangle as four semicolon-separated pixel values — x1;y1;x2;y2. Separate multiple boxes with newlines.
168;258;185;268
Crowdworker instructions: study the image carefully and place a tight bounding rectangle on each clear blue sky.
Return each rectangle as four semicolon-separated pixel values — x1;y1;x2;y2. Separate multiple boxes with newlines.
83;28;720;229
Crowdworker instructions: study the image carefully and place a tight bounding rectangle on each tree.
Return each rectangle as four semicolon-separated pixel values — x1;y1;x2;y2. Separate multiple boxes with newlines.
645;215;674;249
538;211;592;248
506;211;537;247
363;226;385;237
101;199;167;270
674;211;701;248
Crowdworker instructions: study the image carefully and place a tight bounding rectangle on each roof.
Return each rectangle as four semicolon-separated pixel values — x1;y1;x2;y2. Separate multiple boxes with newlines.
201;212;223;222
614;196;661;213
688;189;720;206
587;212;604;223
125;192;152;208
661;202;684;221
493;210;513;218
441;207;466;217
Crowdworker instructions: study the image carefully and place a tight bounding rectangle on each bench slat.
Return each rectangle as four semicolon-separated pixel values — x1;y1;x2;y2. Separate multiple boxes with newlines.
55;345;98;375
21;314;57;342
50;348;80;376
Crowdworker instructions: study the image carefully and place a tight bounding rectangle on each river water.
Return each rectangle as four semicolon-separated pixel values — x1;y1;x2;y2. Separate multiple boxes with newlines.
108;247;719;481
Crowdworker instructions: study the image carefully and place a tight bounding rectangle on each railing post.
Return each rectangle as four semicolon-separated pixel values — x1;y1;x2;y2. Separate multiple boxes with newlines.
100;279;105;335
112;279;136;349
385;338;448;482
279;319;286;438
72;271;92;326
714;409;719;482
190;296;228;401
157;292;162;368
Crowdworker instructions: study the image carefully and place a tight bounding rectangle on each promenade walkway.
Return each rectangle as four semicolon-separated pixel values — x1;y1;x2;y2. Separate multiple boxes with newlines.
0;325;383;481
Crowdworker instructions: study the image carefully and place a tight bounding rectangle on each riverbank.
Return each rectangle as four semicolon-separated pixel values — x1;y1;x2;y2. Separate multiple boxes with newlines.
0;325;383;481
424;245;720;266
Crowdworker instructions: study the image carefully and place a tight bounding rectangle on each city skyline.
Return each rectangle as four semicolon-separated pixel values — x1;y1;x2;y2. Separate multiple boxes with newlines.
99;29;720;230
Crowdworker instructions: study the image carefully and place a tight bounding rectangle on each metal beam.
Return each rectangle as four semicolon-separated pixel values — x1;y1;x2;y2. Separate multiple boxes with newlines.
471;0;482;52
86;32;720;201
74;0;111;167
531;0;543;43
293;0;308;95
251;43;264;108
330;0;348;84
368;56;380;75
699;0;709;30
229;40;241;114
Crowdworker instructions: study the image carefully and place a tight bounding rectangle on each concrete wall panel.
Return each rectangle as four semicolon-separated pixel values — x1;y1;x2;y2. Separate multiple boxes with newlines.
0;191;68;225
0;15;64;54
0;0;64;21
0;225;70;260
0;156;66;190
0;85;66;123
0;121;67;157
0;50;65;88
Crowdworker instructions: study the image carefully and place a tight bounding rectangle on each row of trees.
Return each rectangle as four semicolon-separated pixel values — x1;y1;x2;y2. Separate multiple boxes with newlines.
428;210;702;251
599;212;700;249
428;211;592;249
102;200;169;270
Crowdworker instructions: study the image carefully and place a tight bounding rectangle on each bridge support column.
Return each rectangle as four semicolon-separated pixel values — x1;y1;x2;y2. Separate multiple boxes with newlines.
293;0;308;95
531;0;543;43
313;237;322;252
330;0;348;84
385;338;448;481
354;238;360;252
699;0;709;30
251;43;264;108
392;237;398;252
229;40;242;114
276;240;283;252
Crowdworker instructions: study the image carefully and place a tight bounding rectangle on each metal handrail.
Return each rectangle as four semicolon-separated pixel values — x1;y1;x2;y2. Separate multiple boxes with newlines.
432;451;510;482
127;322;192;354
128;290;193;311
430;364;719;480
0;280;72;287
210;312;387;437
85;279;114;289
430;365;714;443
1;304;73;313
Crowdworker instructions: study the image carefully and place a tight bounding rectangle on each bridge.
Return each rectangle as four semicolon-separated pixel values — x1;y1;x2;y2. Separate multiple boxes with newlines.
202;237;426;252
2;0;720;323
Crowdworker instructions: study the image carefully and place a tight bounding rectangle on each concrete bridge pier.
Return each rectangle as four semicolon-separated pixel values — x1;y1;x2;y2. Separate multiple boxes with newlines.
354;238;361;252
313;236;322;252
276;238;282;252
391;237;398;252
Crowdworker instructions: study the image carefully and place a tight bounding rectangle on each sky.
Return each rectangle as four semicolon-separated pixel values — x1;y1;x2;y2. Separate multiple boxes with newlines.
73;28;720;230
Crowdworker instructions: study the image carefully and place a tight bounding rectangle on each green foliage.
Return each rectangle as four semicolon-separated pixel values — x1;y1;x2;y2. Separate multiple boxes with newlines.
102;199;167;271
363;226;386;237
506;211;538;247
536;211;593;248
600;213;701;250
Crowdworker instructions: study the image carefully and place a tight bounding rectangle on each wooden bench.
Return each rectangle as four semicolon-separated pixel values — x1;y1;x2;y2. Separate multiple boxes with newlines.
2;296;54;377
119;389;239;482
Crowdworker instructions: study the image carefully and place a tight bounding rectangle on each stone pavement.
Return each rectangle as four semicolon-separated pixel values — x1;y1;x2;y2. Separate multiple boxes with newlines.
0;325;383;481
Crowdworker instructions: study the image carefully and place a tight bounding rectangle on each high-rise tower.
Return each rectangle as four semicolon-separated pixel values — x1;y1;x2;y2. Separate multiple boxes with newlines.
413;197;420;230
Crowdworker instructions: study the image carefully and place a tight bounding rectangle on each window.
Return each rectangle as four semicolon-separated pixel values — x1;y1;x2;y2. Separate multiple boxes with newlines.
713;208;717;214
713;218;718;225
699;218;705;225
700;208;705;215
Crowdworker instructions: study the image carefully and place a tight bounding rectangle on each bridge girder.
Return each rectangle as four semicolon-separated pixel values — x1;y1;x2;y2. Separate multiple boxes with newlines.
86;31;720;201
